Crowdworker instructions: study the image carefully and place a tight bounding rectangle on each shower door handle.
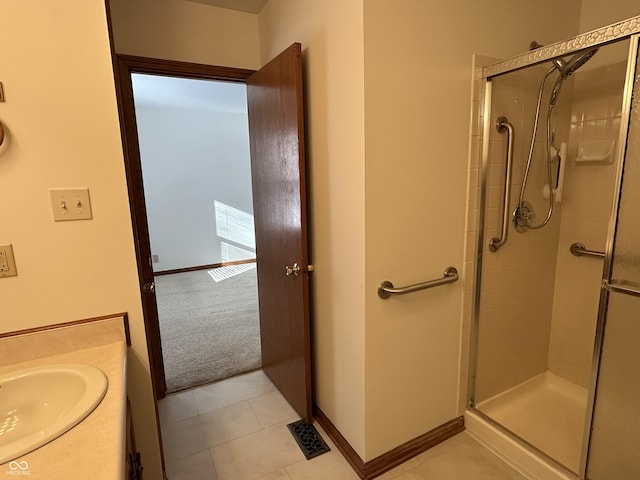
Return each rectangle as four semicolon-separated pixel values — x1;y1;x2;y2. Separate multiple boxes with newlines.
489;116;515;252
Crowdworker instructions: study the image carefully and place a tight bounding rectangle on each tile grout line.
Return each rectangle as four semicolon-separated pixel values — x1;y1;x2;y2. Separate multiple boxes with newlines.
246;393;269;430
207;448;220;480
193;386;278;416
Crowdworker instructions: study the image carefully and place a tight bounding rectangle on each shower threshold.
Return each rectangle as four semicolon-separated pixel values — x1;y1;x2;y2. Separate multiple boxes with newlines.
475;372;588;474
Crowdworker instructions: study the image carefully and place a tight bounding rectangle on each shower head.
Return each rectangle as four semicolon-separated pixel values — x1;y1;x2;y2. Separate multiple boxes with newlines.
549;48;599;107
560;48;599;76
547;49;598;76
533;41;597;76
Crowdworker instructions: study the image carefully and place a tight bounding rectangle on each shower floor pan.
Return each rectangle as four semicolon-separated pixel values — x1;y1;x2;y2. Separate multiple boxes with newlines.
476;372;588;474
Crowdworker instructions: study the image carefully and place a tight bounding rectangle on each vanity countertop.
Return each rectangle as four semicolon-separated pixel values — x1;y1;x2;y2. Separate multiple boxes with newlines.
0;316;128;479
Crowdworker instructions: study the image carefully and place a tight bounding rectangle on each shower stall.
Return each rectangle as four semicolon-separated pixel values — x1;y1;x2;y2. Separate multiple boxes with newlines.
466;16;640;480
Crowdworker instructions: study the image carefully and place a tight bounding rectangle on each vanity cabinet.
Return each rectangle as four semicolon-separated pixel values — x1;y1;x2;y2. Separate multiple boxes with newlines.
126;399;144;480
0;315;128;479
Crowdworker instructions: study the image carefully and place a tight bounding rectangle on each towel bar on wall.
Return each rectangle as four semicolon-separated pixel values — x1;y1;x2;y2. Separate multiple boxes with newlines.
378;266;458;299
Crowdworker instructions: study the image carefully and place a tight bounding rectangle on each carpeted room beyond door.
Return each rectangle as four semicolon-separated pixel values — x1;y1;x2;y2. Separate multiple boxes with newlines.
155;268;261;392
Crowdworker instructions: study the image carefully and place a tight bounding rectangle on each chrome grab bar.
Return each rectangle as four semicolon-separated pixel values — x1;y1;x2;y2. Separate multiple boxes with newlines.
378;266;458;299
489;116;515;252
570;242;605;258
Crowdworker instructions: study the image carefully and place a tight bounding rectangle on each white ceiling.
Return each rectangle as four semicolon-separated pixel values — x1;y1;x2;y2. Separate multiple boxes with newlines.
183;0;268;14
131;74;247;114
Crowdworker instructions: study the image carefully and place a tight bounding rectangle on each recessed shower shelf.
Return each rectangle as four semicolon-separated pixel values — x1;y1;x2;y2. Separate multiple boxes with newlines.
576;139;616;164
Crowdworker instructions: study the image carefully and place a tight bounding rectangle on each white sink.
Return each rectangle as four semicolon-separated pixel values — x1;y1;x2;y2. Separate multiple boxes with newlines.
0;364;108;464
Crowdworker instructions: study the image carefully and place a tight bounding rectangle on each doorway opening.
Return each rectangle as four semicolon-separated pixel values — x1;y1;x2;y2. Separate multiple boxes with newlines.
131;74;261;393
116;45;312;430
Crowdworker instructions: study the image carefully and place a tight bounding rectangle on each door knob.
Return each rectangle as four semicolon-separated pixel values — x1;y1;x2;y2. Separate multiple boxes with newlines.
142;282;155;293
285;263;301;276
285;263;315;276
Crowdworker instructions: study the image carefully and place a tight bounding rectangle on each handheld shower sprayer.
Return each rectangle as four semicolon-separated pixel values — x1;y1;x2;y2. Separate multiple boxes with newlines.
562;48;599;76
530;41;598;77
514;44;599;231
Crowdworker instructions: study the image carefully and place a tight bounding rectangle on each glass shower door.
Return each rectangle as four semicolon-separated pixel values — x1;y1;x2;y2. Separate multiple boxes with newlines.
471;37;633;475
586;40;640;480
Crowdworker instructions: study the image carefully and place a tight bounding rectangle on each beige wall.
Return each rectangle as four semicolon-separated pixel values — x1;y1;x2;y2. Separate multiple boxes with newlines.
362;0;581;460
260;0;588;462
0;1;161;478
579;0;640;32
109;0;260;69
259;0;367;458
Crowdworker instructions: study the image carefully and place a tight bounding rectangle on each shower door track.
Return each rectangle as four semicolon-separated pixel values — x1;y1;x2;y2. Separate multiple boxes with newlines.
467;407;578;478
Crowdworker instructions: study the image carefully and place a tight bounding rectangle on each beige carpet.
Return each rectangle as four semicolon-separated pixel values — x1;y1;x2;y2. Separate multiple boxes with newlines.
155;268;261;392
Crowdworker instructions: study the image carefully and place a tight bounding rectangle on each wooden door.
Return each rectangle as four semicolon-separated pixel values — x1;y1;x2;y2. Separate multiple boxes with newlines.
247;43;312;422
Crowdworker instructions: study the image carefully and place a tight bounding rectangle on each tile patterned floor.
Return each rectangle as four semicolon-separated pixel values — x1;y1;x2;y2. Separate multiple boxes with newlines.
159;370;528;480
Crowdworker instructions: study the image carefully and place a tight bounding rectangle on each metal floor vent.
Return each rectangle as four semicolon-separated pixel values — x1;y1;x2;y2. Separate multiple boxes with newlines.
287;420;331;460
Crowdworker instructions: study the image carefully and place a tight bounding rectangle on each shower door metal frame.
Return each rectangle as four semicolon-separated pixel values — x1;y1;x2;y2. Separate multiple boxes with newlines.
467;16;640;480
468;72;581;479
581;33;640;480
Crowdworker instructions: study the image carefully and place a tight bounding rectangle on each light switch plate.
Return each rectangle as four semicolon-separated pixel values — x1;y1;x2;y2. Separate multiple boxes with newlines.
50;188;93;221
0;244;17;277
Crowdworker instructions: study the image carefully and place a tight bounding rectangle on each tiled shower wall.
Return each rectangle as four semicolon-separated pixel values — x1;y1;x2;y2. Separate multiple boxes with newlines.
548;60;627;387
468;64;571;403
464;52;630;407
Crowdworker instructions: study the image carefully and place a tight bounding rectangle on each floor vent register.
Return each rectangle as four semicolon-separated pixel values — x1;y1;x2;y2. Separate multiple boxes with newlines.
287;420;331;460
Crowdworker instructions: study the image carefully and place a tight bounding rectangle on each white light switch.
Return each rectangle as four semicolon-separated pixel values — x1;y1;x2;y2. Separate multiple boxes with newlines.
49;188;93;221
0;244;17;277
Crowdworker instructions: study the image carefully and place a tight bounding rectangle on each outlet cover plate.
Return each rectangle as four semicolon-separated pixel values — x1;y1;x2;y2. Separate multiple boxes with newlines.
0;244;17;277
50;188;93;221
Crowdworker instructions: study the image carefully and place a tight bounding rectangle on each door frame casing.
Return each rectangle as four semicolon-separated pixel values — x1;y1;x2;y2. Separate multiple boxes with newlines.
112;54;255;399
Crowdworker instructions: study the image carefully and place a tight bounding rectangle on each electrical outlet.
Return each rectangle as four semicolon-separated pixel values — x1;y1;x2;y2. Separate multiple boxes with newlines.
0;244;17;277
49;188;93;221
